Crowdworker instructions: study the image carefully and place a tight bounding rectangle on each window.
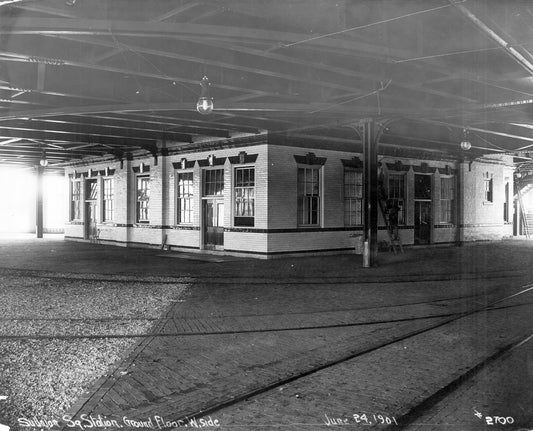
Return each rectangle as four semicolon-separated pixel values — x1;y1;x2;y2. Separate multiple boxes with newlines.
177;172;193;224
297;167;320;226
484;174;493;202
440;177;455;223
86;179;97;200
203;169;224;196
344;169;363;226
136;176;150;223
414;174;432;200
504;179;510;222
388;174;405;225
70;181;81;221
234;167;255;227
103;178;114;222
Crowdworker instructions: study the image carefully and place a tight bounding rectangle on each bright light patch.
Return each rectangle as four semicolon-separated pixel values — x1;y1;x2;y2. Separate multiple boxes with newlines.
0;167;66;233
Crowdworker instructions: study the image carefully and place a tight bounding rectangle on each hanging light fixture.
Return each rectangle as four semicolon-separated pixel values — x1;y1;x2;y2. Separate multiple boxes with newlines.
196;76;214;115
460;128;471;151
39;148;48;167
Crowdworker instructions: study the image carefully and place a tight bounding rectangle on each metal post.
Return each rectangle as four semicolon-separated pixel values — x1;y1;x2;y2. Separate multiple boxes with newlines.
362;120;378;267
36;165;44;239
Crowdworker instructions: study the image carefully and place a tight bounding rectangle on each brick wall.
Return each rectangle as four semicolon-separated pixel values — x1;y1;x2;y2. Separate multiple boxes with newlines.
63;146;515;256
267;144;362;230
459;155;514;241
266;144;364;253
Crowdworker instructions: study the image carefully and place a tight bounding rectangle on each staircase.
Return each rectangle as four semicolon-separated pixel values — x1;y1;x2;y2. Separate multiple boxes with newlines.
516;182;533;239
525;213;533;237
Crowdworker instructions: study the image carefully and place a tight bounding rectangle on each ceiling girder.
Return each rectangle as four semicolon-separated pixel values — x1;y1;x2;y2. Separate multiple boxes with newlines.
0;49;271;98
41;35;361;95
46;33;480;106
0;119;198;142
43;115;233;138
0;17;414;57
0;126;160;148
449;0;533;76
151;2;201;22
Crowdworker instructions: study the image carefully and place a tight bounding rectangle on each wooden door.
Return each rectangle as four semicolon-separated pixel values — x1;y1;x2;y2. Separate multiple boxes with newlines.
414;201;431;244
203;199;224;249
85;201;98;240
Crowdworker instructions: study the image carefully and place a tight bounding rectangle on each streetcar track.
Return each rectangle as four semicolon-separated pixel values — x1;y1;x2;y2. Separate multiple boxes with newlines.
1;300;530;341
389;333;533;429
153;284;533;425
0;289;504;321
0;267;523;285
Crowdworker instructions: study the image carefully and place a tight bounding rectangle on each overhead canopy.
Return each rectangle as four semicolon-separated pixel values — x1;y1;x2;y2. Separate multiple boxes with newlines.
1;0;533;169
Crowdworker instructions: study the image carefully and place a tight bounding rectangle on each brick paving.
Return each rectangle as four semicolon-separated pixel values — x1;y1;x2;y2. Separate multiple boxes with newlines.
404;335;533;431
208;297;533;430
0;235;532;430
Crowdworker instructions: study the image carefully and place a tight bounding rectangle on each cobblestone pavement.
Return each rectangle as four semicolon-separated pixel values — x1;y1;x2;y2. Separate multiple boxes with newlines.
0;236;532;430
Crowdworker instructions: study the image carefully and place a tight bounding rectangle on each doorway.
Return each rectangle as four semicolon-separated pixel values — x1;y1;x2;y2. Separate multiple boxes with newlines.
85;179;98;240
203;200;224;249
85;201;98;240
414;201;431;244
202;168;225;250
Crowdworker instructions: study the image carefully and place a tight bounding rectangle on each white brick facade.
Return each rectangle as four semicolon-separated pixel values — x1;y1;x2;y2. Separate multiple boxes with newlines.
64;140;514;258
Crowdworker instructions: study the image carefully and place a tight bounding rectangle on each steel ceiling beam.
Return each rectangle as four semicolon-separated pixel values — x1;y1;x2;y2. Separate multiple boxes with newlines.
151;2;201;22
42;35;359;94
0;126;160;148
419;118;533;147
0;50;270;98
89;112;265;133
0;18;408;57
0;119;197;142
12;4;79;18
39;115;233;138
449;0;533;76
48;33;478;106
0;83;124;104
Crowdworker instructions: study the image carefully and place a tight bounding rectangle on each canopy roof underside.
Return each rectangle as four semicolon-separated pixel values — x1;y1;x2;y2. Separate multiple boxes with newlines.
1;0;533;170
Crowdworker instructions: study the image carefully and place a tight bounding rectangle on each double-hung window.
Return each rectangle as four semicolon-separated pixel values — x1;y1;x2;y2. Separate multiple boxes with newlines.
70;181;81;221
344;169;363;226
504;179;510;222
440;177;454;223
136;176;150;223
484;174;493;202
297;167;320;226
234;167;255;227
177;172;193;224
102;178;114;222
388;174;405;225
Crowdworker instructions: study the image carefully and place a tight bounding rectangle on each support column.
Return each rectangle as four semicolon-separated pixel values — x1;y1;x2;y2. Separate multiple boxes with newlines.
457;160;468;244
36;166;44;239
362;120;379;267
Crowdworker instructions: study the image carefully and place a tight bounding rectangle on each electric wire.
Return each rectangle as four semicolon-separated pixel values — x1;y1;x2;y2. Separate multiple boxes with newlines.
275;1;467;50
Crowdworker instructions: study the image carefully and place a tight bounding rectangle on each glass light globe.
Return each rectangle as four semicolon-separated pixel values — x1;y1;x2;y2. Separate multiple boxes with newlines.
460;140;471;151
196;97;214;115
39;158;49;167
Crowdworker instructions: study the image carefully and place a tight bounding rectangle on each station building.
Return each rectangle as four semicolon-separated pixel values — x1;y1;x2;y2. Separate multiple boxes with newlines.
64;134;514;258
